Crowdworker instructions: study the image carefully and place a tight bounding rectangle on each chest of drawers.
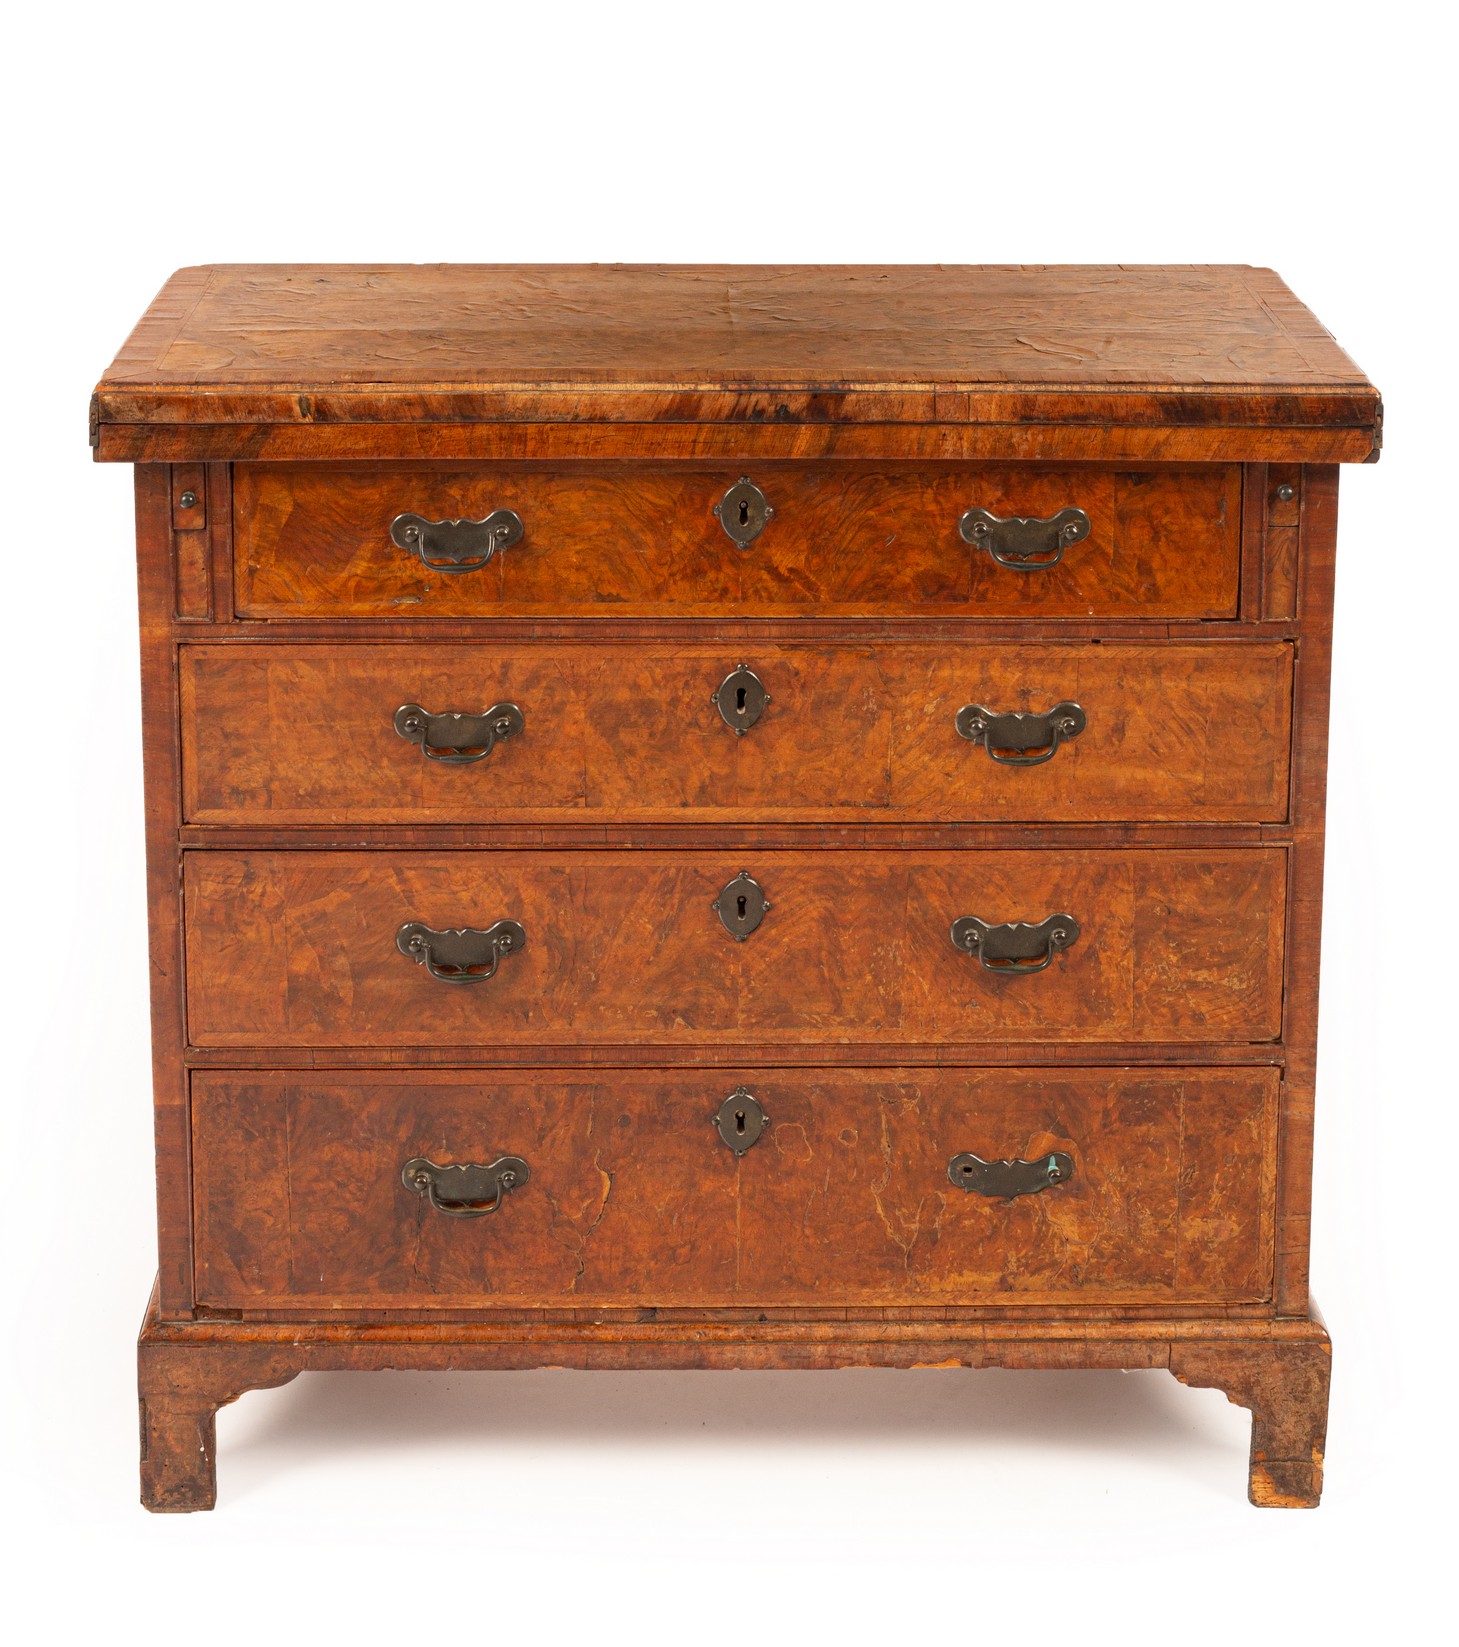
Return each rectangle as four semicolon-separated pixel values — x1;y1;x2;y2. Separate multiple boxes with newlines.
94;264;1380;1510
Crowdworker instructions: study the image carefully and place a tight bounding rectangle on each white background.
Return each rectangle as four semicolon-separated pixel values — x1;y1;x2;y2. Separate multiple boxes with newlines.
2;2;1453;1638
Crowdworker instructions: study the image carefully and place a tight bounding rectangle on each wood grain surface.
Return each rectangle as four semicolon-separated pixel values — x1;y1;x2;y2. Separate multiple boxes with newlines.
100;419;1380;466
98;265;1370;388
94;266;1380;462
1273;466;1339;1313
94;266;1378;457
233;462;1241;620
189;1065;1278;1311
181;639;1293;825
133;467;195;1312
182;848;1287;1048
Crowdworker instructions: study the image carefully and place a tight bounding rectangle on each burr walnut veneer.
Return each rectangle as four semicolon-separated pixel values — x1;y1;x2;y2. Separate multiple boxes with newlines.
95;264;1379;1510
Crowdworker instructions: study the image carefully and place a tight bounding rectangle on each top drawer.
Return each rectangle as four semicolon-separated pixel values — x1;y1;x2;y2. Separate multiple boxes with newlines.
234;463;1243;620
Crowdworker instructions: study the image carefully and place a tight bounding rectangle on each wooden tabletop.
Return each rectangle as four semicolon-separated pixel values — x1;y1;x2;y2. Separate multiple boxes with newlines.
92;264;1380;463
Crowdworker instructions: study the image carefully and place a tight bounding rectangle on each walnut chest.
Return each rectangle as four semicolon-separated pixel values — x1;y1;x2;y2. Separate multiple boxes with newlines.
94;264;1380;1509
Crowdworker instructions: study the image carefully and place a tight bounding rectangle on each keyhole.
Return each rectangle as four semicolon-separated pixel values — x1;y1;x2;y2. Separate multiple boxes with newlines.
736;685;747;712
736;894;747;920
738;498;750;525
735;1110;747;1134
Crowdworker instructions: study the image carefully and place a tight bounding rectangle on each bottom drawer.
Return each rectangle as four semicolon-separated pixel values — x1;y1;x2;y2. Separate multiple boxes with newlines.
191;1066;1277;1312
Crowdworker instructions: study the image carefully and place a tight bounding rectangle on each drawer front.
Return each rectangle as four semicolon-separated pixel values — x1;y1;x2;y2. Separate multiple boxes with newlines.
191;1066;1278;1310
183;849;1286;1047
233;463;1242;619
181;640;1292;825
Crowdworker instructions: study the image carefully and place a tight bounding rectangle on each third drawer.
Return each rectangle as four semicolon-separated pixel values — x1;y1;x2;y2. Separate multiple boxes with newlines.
180;640;1293;825
184;848;1287;1047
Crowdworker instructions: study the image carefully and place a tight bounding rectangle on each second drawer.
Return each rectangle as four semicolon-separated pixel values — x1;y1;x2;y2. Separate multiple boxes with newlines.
180;641;1294;825
183;848;1287;1047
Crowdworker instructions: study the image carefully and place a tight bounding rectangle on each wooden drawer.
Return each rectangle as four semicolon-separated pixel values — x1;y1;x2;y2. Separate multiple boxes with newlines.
233;463;1242;620
181;640;1293;826
183;848;1286;1048
190;1065;1278;1311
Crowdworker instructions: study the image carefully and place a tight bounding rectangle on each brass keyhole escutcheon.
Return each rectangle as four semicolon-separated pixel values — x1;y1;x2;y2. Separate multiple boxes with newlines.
714;1086;768;1155
713;477;773;548
711;664;770;734
712;871;769;940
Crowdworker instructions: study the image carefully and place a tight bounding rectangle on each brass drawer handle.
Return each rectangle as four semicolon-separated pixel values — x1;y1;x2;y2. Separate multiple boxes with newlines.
390;509;525;573
394;702;525;764
958;505;1090;569
948;1151;1074;1199
955;701;1086;765
402;1155;529;1218
396;919;526;982
950;913;1079;973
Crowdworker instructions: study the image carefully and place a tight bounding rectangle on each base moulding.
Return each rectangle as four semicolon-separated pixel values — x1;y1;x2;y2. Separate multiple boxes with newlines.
138;1284;1331;1511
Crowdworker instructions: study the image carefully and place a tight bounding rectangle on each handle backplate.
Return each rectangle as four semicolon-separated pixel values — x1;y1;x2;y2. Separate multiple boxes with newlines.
390;509;525;573
394;702;525;764
396;919;526;982
958;505;1090;569
950;913;1080;973
955;701;1086;765
402;1155;530;1217
948;1151;1074;1199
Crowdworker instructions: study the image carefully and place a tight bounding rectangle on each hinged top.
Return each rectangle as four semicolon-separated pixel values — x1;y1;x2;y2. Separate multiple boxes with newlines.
92;264;1380;462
